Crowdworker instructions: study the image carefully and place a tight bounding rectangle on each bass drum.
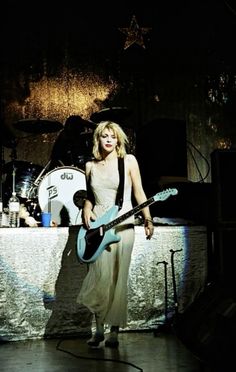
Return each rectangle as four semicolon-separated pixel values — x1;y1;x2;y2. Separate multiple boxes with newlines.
37;166;86;226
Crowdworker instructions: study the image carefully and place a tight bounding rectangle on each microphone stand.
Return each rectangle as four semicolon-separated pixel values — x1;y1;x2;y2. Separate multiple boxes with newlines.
154;248;183;335
154;260;171;334
170;248;183;322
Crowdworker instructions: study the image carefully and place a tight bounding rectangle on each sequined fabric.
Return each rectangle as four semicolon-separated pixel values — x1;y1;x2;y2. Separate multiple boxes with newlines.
0;226;207;341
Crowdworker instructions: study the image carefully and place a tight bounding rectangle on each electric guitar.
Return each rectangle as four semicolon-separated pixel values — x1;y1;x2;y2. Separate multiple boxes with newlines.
77;188;178;263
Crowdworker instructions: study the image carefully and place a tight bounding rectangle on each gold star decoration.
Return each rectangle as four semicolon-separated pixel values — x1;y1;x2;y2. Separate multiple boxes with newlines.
119;15;152;50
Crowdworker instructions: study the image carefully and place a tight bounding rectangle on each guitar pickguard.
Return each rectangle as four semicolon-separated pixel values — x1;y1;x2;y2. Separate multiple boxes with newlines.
81;227;104;261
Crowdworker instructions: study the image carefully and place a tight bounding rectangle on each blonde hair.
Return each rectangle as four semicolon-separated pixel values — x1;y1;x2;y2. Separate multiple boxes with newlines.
92;121;129;160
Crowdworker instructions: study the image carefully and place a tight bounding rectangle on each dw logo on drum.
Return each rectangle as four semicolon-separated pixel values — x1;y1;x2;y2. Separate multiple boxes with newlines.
60;172;74;180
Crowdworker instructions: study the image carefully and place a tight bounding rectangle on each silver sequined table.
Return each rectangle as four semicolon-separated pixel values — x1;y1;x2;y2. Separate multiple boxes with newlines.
0;225;208;341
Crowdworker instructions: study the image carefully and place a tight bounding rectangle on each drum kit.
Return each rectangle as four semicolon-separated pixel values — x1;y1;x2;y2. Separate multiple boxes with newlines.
1;118;91;226
1;108;132;226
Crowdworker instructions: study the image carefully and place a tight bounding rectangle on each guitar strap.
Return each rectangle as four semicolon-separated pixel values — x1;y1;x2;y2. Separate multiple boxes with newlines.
115;157;125;211
86;173;95;206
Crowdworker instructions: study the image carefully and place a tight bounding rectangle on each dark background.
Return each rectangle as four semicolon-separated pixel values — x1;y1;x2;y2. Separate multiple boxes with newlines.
1;0;236;223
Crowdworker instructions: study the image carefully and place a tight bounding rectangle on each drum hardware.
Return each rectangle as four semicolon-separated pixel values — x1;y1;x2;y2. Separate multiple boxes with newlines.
24;198;42;222
27;159;54;199
2;160;43;203
13;118;63;134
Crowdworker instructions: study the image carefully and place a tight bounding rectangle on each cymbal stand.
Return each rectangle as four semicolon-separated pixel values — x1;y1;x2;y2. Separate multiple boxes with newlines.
27;159;52;199
12;165;15;194
25;159;54;219
8;146;18;197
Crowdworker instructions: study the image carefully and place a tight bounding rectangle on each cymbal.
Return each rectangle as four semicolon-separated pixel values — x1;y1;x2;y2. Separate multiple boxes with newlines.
90;107;132;123
13;119;63;134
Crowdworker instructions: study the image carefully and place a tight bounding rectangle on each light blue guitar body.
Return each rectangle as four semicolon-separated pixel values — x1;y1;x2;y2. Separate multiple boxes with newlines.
77;188;178;263
77;205;120;263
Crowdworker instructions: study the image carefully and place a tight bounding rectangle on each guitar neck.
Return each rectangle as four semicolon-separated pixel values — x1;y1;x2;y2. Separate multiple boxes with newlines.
105;196;155;232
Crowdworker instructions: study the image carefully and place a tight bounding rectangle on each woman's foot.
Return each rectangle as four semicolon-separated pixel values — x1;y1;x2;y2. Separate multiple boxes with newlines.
87;332;105;348
105;327;119;348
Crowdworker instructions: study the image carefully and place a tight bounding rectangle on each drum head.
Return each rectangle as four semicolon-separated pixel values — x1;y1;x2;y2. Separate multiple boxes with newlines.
37;166;86;226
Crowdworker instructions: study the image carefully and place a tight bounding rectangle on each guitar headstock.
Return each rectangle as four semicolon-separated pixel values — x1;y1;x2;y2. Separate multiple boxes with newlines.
154;188;178;202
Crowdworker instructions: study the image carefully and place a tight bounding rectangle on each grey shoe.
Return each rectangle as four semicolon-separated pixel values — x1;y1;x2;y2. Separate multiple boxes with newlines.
87;333;105;348
105;331;119;348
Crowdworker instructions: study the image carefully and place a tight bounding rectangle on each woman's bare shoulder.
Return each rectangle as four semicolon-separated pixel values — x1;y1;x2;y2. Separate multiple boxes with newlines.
85;160;94;173
125;154;137;164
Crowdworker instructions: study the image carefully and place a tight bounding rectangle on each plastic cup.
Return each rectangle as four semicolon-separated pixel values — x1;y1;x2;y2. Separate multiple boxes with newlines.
41;212;51;227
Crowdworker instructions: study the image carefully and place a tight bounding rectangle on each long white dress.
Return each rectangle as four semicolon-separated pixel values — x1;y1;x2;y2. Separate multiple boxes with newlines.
77;156;135;328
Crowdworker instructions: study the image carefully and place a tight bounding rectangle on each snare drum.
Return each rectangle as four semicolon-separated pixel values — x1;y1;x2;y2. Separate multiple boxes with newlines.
38;166;86;226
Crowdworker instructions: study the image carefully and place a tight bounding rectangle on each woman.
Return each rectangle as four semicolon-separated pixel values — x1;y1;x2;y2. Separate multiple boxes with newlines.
77;121;154;348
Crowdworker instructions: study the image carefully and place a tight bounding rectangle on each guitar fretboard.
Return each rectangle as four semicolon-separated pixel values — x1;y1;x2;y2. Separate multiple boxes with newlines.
103;188;178;232
104;196;155;232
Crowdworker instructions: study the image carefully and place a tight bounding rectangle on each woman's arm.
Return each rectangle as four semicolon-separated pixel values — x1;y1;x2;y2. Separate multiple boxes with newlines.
128;154;154;239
